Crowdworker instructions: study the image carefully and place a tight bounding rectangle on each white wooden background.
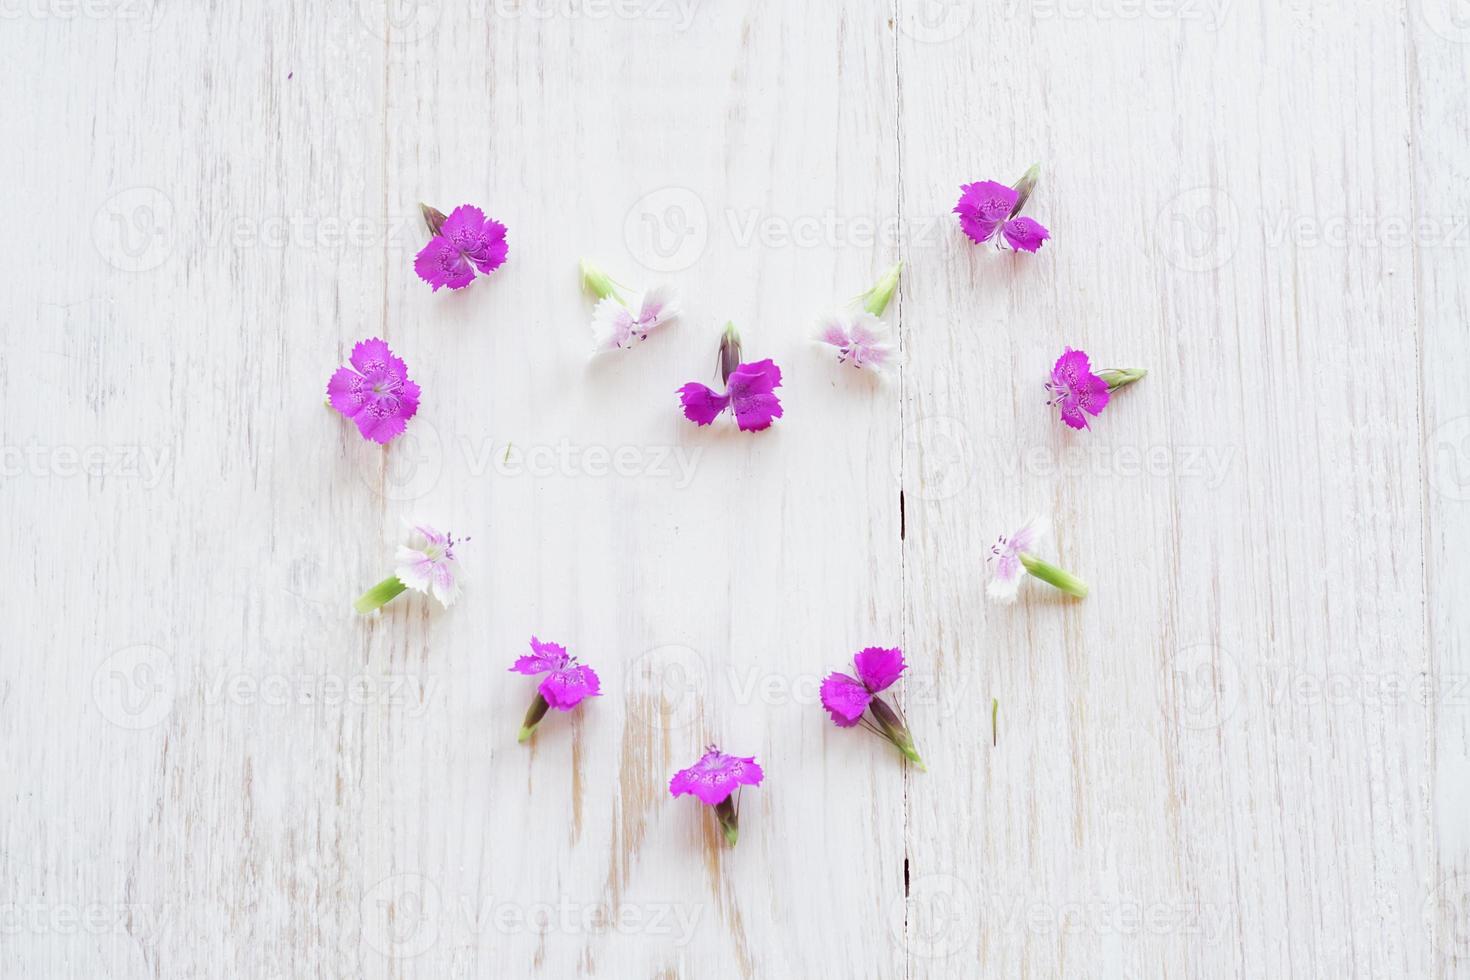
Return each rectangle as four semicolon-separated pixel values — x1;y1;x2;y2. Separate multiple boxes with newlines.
3;0;1468;976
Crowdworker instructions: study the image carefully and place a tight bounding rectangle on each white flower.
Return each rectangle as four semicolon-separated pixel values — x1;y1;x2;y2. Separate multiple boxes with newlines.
591;285;680;353
985;516;1048;603
816;310;900;375
394;524;464;608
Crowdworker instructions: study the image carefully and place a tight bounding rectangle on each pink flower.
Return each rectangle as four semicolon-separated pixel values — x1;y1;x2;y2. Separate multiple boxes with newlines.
816;312;898;375
353;521;465;615
327;338;421;445
510;637;601;742
670;745;764;846
820;647;925;769
1045;347;1110;430
987;515;1088;603
591;286;680;351
414;204;508;291
394;524;465;608
954;167;1050;252
1046;349;1146;429
1001;216;1050;253
679;323;783;432
679;360;784;431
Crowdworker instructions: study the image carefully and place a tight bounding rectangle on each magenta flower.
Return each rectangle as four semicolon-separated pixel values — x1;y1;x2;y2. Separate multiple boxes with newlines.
327;338;421;445
954;165;1050;252
820;647;925;770
1045;348;1146;430
510;636;601;742
414;203;508;291
1046;347;1110;430
669;745;764;846
678;323;783;432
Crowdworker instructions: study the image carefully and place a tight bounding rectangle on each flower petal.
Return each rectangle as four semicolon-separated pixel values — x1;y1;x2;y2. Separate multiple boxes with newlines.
414;237;468;290
1002;216;1050;252
853;647;906;693
510;636;569;675
678;382;731;425
539;664;601;710
820;672;872;727
727;359;784;431
591;297;636;351
327;366;368;418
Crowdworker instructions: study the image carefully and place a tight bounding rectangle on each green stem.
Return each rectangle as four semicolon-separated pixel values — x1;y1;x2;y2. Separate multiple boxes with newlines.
860;261;903;317
353;575;407;614
1019;553;1089;599
1098;367;1147;392
518;693;551;743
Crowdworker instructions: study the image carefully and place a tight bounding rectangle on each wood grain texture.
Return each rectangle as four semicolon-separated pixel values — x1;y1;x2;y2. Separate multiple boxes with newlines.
0;1;1463;977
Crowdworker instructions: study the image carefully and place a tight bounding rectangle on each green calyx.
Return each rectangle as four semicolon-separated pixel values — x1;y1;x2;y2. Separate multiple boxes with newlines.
1018;552;1089;598
579;259;624;303
1010;164;1041;218
353;575;407;614
518;693;552;744
859;261;903;317
1097;367;1147;392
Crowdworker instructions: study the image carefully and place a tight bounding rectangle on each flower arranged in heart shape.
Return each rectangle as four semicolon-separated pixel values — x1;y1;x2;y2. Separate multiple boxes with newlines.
414;203;508;291
820;646;925;769
580;259;680;353
327;337;421;445
509;636;601;742
669;745;764;847
954;164;1050;252
678;323;784;432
